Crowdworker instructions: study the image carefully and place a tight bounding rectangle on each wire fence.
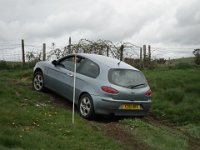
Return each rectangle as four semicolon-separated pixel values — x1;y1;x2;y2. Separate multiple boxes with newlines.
0;39;197;66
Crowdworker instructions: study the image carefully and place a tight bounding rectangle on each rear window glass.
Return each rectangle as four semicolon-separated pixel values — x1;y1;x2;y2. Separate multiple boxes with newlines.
77;59;99;78
108;69;147;88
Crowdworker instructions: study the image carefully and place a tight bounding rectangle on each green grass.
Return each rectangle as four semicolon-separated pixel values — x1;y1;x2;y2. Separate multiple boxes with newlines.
143;67;200;143
144;68;200;124
180;124;200;139
121;119;189;150
1;61;200;149
0;69;124;150
0;61;36;70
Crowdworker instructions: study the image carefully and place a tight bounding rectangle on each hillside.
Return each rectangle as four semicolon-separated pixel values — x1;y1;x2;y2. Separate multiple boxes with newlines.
170;57;195;64
0;66;200;150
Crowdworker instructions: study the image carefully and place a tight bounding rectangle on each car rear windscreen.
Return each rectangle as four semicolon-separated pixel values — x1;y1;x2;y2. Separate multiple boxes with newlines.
108;69;147;88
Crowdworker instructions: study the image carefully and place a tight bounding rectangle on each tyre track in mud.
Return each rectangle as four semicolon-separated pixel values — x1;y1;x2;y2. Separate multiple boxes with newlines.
49;92;149;150
49;92;200;150
142;116;200;150
88;117;149;150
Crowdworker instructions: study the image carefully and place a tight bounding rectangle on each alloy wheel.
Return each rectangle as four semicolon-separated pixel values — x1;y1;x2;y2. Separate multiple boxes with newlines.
80;97;91;117
33;73;44;91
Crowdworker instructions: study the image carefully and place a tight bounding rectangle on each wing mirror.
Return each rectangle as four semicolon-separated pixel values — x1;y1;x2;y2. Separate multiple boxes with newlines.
52;60;58;66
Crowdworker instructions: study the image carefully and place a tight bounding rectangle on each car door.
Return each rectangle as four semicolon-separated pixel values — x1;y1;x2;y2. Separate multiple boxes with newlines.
46;55;83;101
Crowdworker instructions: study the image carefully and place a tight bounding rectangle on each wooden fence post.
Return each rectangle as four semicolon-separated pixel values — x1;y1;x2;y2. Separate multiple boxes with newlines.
21;39;25;66
143;45;147;67
99;45;103;55
43;43;46;61
143;45;146;61
148;45;151;61
106;46;109;57
140;47;143;68
120;45;124;61
68;37;72;54
140;47;142;62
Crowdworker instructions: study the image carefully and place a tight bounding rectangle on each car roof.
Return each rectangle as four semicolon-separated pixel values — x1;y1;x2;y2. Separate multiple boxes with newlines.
76;53;139;70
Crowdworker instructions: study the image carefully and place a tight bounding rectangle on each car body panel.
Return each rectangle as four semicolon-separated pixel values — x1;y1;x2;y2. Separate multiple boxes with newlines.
46;66;74;99
92;94;151;116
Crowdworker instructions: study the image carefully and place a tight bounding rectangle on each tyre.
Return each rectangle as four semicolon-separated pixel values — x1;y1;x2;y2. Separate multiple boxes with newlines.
33;71;45;92
79;94;95;119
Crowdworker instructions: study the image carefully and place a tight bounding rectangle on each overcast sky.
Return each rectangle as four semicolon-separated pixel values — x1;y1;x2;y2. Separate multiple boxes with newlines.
0;0;200;58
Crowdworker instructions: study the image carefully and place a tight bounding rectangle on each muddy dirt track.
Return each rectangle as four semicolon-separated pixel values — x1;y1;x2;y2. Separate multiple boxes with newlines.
49;91;200;150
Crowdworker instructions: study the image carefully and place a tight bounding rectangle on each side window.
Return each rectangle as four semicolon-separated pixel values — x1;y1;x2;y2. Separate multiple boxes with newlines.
59;56;83;72
78;59;99;78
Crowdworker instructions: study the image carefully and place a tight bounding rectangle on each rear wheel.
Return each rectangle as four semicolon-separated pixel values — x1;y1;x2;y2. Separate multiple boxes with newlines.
33;71;45;91
79;94;95;119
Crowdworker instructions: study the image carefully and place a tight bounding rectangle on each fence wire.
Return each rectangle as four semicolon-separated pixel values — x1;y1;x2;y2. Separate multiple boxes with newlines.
0;40;197;63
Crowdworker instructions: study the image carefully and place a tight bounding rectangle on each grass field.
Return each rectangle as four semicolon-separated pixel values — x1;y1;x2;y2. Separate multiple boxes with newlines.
144;68;200;124
0;60;200;149
0;69;125;150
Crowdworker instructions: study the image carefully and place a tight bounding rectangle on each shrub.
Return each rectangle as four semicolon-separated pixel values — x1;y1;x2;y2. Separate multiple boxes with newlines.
193;49;200;65
0;61;10;70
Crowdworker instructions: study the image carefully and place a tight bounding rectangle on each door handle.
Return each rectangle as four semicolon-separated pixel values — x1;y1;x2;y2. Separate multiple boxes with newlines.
67;73;73;77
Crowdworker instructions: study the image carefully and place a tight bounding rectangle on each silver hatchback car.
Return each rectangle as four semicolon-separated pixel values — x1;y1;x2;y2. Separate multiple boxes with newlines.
33;53;151;119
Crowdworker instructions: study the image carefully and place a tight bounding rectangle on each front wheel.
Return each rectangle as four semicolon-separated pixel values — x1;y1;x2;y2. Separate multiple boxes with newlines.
33;71;45;91
79;94;95;119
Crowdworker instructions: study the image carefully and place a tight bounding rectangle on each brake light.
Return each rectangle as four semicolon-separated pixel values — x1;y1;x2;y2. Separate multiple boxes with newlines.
145;89;151;97
101;86;118;94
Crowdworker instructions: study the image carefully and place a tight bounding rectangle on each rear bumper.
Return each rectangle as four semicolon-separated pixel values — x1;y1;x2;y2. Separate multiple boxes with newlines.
91;95;151;116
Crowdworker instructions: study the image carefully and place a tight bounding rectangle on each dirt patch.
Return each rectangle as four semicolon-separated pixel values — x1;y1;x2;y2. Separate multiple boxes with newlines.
47;92;149;149
88;117;149;150
7;78;32;89
20;76;31;82
47;90;73;110
7;79;18;85
188;139;200;150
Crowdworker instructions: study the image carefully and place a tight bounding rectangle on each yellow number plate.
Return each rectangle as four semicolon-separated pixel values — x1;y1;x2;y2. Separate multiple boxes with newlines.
120;104;141;110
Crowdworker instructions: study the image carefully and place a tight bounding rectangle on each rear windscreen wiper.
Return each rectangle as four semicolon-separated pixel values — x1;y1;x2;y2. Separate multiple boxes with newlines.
128;83;145;89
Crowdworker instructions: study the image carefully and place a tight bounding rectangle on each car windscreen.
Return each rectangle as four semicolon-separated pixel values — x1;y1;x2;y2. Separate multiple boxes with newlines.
108;69;147;89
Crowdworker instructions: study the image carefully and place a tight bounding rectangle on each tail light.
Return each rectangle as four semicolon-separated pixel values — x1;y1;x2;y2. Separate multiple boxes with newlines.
101;86;118;94
145;89;151;97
